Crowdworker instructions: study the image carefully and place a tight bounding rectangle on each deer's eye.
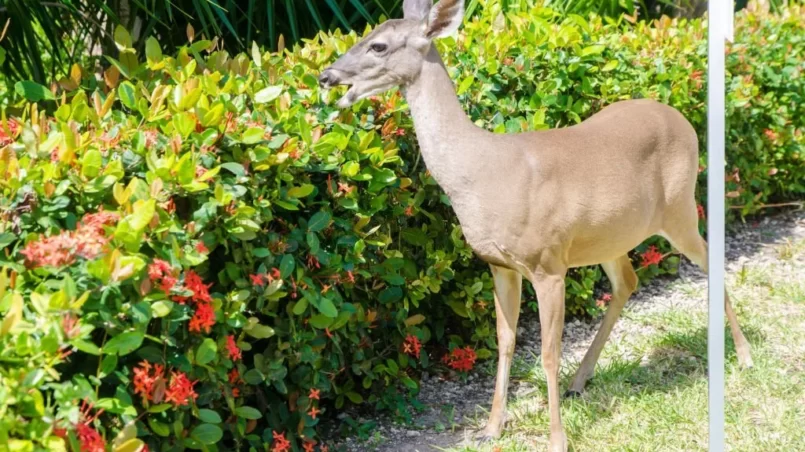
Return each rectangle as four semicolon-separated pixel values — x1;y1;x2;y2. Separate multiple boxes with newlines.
369;42;388;53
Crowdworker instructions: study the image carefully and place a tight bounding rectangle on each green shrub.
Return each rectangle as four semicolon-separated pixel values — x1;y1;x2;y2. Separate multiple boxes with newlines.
1;2;803;451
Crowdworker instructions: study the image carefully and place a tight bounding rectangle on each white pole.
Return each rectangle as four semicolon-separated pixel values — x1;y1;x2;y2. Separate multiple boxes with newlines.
707;0;729;449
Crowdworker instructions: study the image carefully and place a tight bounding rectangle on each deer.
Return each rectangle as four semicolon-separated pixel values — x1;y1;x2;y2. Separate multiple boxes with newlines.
318;0;754;450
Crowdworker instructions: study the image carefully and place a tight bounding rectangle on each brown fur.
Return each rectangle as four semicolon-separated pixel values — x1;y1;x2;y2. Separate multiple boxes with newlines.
320;1;753;450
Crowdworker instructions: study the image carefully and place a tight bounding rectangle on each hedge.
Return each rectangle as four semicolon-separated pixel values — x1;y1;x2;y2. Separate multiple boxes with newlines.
0;2;803;451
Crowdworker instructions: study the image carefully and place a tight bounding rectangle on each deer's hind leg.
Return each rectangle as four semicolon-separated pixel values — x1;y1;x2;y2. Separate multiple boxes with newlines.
661;207;754;368
566;254;638;396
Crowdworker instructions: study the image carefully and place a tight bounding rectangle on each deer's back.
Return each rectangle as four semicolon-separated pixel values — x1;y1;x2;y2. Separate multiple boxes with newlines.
466;99;699;268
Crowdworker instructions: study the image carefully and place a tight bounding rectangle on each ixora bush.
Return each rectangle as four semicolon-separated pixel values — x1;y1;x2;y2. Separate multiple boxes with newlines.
1;2;803;450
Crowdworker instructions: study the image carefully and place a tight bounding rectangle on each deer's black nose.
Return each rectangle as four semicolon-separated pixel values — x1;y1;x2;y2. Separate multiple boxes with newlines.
318;71;338;88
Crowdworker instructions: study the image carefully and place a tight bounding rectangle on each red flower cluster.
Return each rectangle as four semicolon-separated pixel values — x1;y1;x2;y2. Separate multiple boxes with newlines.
75;400;105;452
697;204;706;220
20;211;119;268
640;246;663;268
272;431;291;452
402;334;422;358
133;361;198;407
75;422;105;452
133;360;165;404
148;259;177;294
0;118;20;147
224;335;242;361
188;303;216;334
184;270;212;303
442;346;477;372
165;371;199;407
148;261;216;333
596;293;613;309
249;268;281;287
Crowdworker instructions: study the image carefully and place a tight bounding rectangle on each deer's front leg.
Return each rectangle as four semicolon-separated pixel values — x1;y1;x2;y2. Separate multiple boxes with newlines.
477;265;522;441
532;271;568;452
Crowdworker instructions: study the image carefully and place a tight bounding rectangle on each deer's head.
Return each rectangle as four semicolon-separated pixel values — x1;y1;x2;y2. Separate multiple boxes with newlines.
318;0;465;108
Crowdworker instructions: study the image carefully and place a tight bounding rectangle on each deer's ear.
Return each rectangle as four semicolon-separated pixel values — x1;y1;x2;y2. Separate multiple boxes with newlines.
403;0;432;20
424;0;464;39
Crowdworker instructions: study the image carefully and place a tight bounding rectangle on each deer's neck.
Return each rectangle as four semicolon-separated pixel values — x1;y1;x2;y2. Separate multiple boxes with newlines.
403;46;486;199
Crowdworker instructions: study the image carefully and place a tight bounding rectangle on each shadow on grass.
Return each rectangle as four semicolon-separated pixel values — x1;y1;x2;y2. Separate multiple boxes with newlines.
500;323;769;448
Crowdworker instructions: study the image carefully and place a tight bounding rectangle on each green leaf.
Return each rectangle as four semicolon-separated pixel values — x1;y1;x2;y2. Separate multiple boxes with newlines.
191;424;223;445
378;287;403;304
196;338;217;365
145;37;163;65
114;25;133;49
14;81;54;102
81;149;102;178
287;184;315;198
308;211;331;232
148;404;172;413
118;81;137;110
292;298;309;315
317;298;338;318
243;369;265;384
581;45;606;57
254;86;283;103
279;254;295;278
241;127;265;144
602;60;618;72
235;406;262;419
151;301;173;317
148;418;171;437
104;331;144;356
457;76;474;95
197;409;222;424
308;314;334;329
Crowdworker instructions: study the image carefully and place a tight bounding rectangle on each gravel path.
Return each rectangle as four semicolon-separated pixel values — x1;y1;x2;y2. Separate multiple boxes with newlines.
336;209;805;452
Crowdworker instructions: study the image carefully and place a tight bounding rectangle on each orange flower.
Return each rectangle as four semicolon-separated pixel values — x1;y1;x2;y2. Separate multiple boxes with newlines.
444;346;477;372
75;422;105;452
75;400;105;452
184;270;212;304
250;273;266;286
133;360;165;403
224;335;242;361
402;334;422;358
595;293;612;309
228;368;242;384
307;406;321;419
303;441;316;452
640;246;663;268
20;211;119;268
272;431;291;452
164;371;198;407
308;388;320;400
148;259;173;282
189;303;216;334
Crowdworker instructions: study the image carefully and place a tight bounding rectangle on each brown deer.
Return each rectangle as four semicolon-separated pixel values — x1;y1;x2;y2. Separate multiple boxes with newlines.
318;0;753;450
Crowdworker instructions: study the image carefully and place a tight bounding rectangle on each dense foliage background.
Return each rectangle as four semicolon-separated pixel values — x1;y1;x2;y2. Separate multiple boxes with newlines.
0;1;803;451
0;0;799;85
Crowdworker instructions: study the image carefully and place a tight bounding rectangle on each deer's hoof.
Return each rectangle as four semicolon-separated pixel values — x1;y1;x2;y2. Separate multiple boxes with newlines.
474;427;501;445
563;389;583;399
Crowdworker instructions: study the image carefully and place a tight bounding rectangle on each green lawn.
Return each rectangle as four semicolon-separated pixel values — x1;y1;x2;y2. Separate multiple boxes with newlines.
440;235;805;452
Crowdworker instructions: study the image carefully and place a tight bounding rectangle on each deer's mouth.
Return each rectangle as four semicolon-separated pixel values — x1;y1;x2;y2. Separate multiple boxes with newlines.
318;69;353;89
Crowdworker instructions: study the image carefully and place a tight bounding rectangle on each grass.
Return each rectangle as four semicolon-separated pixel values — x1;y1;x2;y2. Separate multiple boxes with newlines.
440;237;805;451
